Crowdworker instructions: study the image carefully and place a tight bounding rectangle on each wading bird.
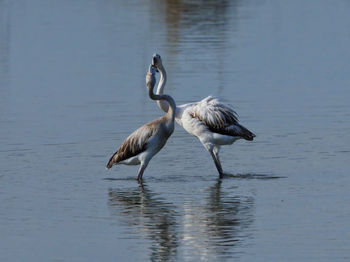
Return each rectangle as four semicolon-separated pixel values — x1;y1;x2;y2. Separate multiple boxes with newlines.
106;64;176;181
152;54;255;178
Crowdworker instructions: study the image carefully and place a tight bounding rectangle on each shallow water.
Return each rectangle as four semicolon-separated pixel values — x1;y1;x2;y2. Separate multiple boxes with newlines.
1;0;350;261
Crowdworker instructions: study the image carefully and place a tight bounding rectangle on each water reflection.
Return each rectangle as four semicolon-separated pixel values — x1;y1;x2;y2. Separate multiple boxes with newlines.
152;0;236;47
108;183;179;261
150;0;241;95
108;180;254;261
0;0;10;122
0;0;10;79
181;180;254;260
223;173;284;179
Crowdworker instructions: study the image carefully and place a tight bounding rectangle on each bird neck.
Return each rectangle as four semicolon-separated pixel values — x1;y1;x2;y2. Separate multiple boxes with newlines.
148;82;176;122
156;65;170;113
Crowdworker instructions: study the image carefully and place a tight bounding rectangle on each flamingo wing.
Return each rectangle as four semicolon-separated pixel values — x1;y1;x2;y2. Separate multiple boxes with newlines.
190;96;255;140
106;121;158;169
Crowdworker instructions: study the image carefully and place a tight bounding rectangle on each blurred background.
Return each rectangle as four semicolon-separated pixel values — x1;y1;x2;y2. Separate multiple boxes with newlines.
1;0;349;261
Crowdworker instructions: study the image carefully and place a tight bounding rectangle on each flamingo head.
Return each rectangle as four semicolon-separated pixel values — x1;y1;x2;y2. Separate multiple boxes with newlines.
147;64;157;75
152;53;162;71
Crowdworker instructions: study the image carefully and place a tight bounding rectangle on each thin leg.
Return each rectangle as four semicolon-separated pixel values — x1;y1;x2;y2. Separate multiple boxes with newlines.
213;146;220;162
214;146;234;177
213;147;224;172
203;143;228;178
208;148;224;178
136;163;147;181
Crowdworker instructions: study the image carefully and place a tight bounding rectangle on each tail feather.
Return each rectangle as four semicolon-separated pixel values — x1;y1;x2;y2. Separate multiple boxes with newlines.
237;123;256;141
106;152;118;169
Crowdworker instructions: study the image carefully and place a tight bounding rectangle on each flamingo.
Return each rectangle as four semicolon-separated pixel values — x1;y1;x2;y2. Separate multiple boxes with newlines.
106;64;176;181
152;54;255;178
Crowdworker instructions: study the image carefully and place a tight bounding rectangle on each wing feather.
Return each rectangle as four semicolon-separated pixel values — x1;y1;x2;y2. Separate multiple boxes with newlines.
106;119;160;169
191;96;255;140
192;96;238;127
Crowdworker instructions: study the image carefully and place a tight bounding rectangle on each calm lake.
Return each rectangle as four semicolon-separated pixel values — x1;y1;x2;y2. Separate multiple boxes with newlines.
1;0;349;261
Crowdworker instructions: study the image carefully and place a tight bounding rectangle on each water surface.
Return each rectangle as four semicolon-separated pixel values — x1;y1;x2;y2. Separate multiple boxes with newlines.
1;0;349;261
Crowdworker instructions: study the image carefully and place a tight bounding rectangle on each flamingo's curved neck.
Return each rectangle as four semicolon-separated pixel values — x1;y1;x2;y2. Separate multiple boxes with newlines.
156;64;170;113
148;80;176;122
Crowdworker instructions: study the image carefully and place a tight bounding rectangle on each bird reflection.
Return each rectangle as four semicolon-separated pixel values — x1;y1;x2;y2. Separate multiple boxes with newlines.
108;179;254;261
152;0;236;43
149;0;241;95
108;182;178;262
182;179;254;260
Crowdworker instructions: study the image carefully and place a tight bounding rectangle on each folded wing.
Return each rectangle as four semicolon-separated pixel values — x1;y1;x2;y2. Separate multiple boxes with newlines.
106;122;158;169
191;96;255;141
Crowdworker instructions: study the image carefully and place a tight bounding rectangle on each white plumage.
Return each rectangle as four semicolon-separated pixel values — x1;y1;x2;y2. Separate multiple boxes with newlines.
152;54;255;177
106;65;176;181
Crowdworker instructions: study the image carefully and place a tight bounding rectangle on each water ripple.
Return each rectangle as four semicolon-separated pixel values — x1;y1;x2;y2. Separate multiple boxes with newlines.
107;180;255;261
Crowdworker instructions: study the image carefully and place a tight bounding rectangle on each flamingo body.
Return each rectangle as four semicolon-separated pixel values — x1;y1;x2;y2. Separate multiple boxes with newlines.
106;65;176;180
152;54;255;177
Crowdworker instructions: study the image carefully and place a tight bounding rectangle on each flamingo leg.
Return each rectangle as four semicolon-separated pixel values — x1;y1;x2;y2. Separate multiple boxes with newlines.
208;148;224;178
137;163;148;181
